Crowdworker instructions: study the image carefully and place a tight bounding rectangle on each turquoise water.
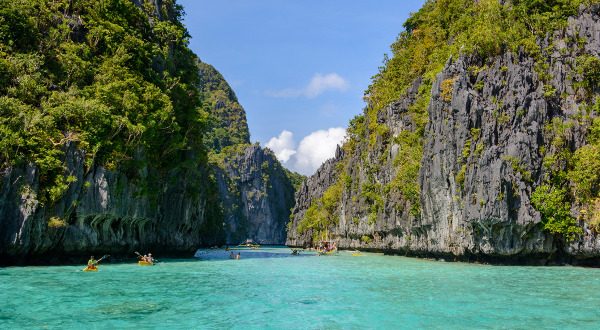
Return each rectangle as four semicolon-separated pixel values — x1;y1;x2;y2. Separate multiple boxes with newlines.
1;247;600;329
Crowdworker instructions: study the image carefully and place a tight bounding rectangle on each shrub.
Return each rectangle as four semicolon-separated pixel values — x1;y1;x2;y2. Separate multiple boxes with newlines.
441;77;457;102
531;184;582;241
570;144;600;202
48;216;67;229
577;55;600;93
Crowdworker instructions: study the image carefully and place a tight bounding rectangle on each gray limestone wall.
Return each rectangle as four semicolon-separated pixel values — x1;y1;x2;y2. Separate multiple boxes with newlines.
213;144;296;245
287;5;600;264
0;143;223;264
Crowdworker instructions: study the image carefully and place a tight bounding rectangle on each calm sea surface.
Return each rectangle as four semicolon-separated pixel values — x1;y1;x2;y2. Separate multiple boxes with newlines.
1;247;599;329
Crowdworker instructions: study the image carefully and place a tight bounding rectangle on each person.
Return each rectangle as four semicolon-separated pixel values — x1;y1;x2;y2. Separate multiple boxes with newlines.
236;252;241;260
87;256;98;270
147;253;154;263
230;252;235;259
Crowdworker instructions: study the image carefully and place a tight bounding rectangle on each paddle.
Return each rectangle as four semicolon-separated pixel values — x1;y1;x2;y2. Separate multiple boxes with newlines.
97;254;110;264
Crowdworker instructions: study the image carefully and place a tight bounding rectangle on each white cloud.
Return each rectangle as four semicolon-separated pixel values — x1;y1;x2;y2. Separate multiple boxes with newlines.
292;127;346;175
265;73;349;99
266;128;346;176
305;73;349;98
265;130;296;162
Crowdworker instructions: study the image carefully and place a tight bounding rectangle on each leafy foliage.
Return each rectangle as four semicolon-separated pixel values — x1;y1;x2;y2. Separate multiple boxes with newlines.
577;55;600;94
531;184;581;241
570;145;600;202
197;61;250;152
366;0;597;112
284;169;306;191
296;180;342;242
0;0;210;202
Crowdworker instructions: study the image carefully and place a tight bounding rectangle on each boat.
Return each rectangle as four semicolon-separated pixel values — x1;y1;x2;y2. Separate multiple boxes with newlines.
316;240;338;256
351;251;363;257
138;260;154;266
318;249;338;256
82;255;109;272
238;239;260;249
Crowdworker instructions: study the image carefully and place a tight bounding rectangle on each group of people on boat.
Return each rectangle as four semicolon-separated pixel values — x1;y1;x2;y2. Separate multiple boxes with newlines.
316;241;337;254
138;253;154;263
84;252;154;271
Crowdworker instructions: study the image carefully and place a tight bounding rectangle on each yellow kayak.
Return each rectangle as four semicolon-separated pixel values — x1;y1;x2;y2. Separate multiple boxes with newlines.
138;261;154;266
82;266;98;272
318;249;338;256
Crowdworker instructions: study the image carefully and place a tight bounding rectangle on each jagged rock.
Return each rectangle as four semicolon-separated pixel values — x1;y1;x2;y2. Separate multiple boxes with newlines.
213;144;295;245
287;5;600;264
0;143;223;264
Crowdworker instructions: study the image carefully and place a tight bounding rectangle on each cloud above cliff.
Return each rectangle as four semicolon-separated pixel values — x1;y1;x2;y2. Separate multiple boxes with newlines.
266;73;349;99
265;130;296;162
266;128;346;175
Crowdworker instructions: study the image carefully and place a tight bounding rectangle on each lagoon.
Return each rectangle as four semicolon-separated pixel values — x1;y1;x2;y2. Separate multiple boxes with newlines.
1;247;599;329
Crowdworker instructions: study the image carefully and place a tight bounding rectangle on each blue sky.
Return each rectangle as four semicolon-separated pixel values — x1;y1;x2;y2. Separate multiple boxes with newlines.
179;0;426;174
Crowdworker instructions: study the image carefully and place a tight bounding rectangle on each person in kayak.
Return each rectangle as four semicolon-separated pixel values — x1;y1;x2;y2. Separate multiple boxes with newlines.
147;253;154;263
87;256;98;270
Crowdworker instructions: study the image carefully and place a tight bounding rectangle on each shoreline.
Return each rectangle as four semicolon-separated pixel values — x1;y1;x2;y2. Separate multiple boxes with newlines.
0;244;288;267
289;245;600;268
0;250;198;267
3;244;600;267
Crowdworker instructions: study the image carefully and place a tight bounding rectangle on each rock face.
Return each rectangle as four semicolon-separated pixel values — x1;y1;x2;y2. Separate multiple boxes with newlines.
287;5;600;264
199;60;296;245
0;143;224;264
213;144;296;244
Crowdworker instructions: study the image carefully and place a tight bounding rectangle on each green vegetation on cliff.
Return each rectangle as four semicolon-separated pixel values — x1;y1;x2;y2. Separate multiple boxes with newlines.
0;0;209;203
197;61;250;152
296;179;342;242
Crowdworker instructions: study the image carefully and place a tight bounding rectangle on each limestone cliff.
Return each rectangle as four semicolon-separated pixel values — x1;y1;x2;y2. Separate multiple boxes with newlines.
212;144;296;244
0;0;295;264
287;4;600;265
0;143;224;264
198;60;296;245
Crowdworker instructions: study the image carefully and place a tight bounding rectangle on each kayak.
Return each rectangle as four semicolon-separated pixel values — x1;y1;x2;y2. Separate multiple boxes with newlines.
82;266;98;272
138;261;154;266
318;249;338;256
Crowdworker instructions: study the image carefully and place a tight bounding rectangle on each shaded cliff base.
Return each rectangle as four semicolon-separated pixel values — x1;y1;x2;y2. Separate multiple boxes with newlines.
0;248;197;267
285;244;600;267
0;244;291;266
